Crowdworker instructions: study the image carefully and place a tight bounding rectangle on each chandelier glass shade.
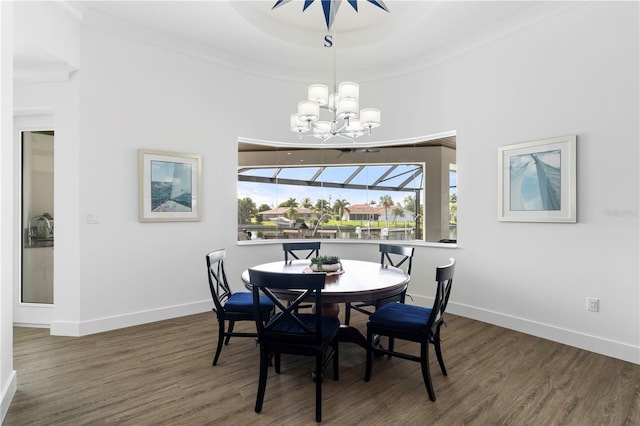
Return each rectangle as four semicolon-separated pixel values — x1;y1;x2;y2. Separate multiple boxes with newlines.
290;80;381;141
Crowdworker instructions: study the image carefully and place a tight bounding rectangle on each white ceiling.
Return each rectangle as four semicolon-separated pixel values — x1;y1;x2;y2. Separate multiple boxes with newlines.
18;1;576;82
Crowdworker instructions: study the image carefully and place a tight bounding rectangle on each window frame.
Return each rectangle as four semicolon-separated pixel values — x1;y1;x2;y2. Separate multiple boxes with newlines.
237;133;457;246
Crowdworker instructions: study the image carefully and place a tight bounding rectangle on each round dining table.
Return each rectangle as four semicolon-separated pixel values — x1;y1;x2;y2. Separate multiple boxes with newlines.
241;258;410;349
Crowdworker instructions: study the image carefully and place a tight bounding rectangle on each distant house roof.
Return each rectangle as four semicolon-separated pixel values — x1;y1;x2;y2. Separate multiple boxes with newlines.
347;204;384;214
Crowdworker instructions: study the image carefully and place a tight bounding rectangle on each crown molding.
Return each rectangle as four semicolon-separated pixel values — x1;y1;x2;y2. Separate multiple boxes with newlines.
14;62;77;84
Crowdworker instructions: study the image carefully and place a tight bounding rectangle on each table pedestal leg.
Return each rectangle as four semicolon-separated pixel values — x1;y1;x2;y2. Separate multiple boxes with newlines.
313;303;381;353
337;324;368;347
313;303;340;317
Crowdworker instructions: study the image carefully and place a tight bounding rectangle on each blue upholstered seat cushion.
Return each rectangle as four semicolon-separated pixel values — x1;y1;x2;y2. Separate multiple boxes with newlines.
225;292;274;314
369;303;432;333
266;313;340;340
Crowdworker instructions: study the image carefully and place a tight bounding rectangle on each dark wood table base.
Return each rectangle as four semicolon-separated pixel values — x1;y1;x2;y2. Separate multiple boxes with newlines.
316;302;382;353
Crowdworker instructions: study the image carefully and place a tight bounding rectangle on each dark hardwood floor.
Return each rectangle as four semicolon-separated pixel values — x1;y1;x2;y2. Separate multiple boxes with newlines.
5;311;639;425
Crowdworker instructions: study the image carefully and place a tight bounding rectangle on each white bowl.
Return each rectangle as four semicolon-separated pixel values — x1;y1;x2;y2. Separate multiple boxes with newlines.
309;263;341;272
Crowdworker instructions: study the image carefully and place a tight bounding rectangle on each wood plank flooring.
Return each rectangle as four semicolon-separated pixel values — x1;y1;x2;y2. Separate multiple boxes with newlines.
5;311;640;425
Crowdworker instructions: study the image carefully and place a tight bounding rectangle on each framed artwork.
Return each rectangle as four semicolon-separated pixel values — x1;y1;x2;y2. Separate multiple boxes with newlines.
139;149;202;222
498;135;576;223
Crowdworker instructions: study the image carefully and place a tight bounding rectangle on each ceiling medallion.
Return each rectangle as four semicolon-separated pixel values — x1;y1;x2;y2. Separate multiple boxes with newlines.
272;0;389;30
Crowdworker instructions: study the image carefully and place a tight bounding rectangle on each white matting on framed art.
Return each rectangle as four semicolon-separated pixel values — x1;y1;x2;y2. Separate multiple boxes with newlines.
498;135;576;223
139;149;202;222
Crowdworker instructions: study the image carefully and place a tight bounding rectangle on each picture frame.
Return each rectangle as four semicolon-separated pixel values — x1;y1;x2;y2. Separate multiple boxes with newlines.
139;149;202;222
498;135;576;223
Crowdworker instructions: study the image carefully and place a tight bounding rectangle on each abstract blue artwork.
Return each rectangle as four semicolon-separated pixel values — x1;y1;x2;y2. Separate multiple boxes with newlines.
498;135;576;223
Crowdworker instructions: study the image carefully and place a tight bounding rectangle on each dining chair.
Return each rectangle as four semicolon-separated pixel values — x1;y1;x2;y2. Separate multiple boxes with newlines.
282;241;321;263
364;258;455;401
205;249;275;366
344;243;414;325
249;269;340;423
282;241;321;312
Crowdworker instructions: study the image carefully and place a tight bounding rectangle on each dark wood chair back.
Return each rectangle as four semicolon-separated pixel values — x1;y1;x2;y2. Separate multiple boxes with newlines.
282;241;320;263
206;249;232;313
379;243;414;275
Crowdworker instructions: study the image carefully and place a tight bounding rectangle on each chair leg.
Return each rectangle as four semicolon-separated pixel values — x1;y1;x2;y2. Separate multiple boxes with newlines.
420;341;436;401
433;335;448;376
332;342;339;380
364;329;373;382
274;352;281;374
225;320;235;345
255;347;269;414
344;303;351;325
213;319;225;366
315;353;322;422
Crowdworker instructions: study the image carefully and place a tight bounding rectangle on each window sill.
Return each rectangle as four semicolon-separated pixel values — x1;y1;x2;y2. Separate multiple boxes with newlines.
237;238;457;249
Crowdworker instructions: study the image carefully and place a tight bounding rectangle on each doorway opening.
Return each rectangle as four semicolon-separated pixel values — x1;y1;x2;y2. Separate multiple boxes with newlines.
21;130;54;304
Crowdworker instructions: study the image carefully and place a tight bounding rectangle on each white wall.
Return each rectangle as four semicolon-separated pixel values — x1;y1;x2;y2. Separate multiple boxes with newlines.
443;1;639;361
13;0;82;331
0;3;17;422
6;0;639;374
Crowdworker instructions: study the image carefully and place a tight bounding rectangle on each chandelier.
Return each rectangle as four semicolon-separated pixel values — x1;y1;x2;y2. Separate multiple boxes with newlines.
280;1;384;142
290;76;381;141
289;42;381;142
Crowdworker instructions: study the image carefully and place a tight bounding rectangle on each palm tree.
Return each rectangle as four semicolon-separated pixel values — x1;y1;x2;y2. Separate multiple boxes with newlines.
333;198;350;222
315;198;330;215
379;195;394;228
278;198;298;223
391;205;405;226
279;197;298;208
301;197;313;209
403;195;416;214
286;206;298;220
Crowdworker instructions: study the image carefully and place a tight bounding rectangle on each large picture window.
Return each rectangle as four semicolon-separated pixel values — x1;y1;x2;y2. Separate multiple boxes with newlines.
237;135;456;243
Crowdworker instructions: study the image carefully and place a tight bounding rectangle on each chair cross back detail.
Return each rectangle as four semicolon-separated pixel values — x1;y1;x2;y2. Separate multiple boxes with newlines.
427;258;455;335
206;249;232;314
379;243;414;274
344;244;414;325
282;241;320;263
250;270;326;344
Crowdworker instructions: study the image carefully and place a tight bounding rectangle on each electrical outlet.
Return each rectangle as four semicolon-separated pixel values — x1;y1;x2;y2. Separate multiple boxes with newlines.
86;213;99;224
586;297;599;312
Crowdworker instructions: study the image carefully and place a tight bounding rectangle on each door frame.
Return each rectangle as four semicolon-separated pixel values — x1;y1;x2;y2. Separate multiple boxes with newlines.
13;112;54;327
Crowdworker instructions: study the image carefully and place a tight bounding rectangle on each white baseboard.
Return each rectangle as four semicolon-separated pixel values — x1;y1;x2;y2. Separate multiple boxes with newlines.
1;370;17;423
13;323;50;329
410;294;640;365
44;294;640;364
50;300;211;337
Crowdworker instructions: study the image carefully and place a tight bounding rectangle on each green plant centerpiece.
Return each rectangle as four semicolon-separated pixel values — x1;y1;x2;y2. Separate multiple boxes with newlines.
309;255;342;272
